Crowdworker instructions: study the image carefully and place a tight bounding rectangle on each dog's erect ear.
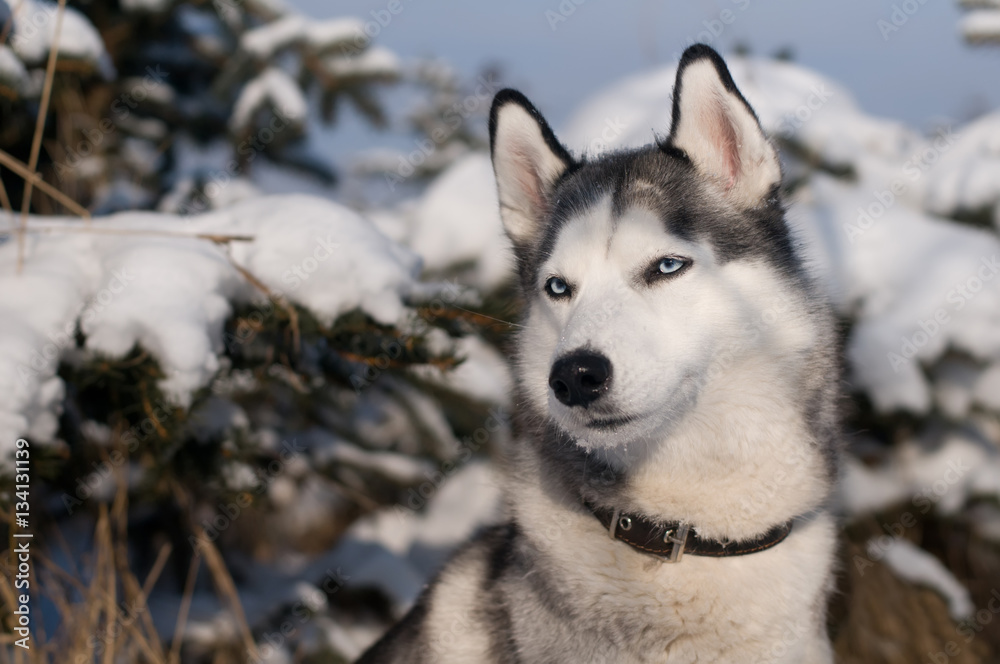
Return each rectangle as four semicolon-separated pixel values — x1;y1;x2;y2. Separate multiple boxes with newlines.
489;89;574;246
667;44;781;208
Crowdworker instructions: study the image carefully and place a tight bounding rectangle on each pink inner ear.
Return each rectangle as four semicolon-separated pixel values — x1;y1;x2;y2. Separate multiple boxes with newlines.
706;102;741;190
510;144;547;213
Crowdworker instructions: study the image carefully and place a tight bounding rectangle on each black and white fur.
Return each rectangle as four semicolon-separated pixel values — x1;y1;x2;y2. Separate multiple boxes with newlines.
358;44;840;664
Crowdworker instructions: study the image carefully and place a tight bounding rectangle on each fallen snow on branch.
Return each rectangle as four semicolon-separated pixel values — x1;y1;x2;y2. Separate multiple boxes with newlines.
9;0;107;66
0;195;429;469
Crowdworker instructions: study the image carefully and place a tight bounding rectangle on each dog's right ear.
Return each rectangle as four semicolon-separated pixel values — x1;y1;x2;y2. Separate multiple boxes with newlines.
489;89;574;247
666;44;781;208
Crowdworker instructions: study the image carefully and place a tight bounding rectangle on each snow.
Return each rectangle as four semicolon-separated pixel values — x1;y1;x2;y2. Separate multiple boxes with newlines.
304;18;366;52
240;14;306;59
4;43;1000;657
346;460;502;607
412;335;514;407
794;175;1000;413
562;56;921;180
240;14;365;59
230;67;308;133
922;111;1000;222
838;433;1000;516
961;9;1000;42
322;46;400;79
0;194;432;469
9;0;107;66
306;429;436;486
0;45;27;88
873;538;974;620
158;176;262;213
409;153;512;291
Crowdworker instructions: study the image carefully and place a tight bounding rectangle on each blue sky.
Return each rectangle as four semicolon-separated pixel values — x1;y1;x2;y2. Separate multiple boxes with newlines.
290;0;998;169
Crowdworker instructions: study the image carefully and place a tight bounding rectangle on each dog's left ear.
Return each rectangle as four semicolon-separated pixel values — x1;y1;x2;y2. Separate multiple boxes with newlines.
489;89;574;247
667;44;781;208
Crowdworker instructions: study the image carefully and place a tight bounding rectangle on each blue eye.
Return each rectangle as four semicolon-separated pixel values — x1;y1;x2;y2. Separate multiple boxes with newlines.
658;257;684;274
545;276;570;298
645;256;690;284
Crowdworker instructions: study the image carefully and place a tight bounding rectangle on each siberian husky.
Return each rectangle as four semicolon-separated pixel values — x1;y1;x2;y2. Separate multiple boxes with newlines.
358;44;839;663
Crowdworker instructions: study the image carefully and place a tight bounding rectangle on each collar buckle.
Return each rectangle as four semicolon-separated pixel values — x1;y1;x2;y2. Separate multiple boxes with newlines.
663;523;690;563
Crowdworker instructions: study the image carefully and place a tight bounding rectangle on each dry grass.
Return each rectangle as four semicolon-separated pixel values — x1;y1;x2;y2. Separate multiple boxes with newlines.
0;456;259;663
832;515;1000;664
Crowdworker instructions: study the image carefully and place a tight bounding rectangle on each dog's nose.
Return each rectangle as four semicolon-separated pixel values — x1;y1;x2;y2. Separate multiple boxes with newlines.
549;351;612;408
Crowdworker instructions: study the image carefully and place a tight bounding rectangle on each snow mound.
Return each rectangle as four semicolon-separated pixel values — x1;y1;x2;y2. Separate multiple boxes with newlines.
0;195;426;469
793;175;1000;413
922;111;1000;223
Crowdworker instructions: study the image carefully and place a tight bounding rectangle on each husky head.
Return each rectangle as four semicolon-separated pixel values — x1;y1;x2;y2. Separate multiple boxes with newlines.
489;45;830;457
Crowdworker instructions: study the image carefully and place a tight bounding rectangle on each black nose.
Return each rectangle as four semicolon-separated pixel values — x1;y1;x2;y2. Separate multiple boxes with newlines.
548;351;612;408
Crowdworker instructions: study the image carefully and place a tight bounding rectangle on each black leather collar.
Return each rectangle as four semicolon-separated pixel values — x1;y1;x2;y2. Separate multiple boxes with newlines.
586;502;793;562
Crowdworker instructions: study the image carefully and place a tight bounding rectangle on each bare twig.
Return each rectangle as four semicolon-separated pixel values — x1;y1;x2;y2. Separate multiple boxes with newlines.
4;222;254;244
17;0;67;274
0;149;91;218
172;482;260;661
0;172;11;214
223;245;301;354
169;554;201;664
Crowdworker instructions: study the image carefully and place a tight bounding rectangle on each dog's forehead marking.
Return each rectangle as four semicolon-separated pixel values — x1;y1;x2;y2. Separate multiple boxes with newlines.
546;198;703;274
